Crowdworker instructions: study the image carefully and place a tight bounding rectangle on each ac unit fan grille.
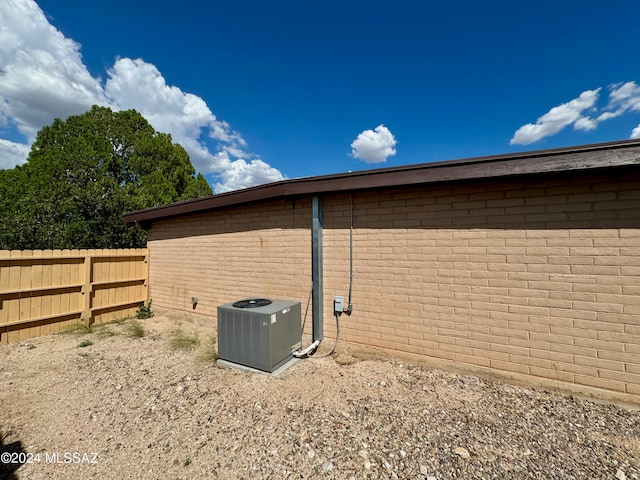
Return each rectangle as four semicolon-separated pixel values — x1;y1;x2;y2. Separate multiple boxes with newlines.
232;298;273;309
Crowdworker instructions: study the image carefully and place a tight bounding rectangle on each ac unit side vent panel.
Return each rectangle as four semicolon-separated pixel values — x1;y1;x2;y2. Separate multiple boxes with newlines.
217;298;302;373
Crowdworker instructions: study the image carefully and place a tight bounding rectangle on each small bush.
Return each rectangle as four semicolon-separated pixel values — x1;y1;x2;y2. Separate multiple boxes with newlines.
201;335;218;361
136;300;154;319
169;329;200;351
64;320;93;335
95;325;116;337
78;340;94;348
126;320;145;338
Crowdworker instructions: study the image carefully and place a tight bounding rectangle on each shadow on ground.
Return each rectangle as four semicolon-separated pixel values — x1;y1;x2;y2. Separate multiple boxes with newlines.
0;431;25;480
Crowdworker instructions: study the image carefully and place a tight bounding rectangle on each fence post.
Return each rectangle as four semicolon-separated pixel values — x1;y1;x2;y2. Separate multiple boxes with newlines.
82;253;92;323
143;249;149;303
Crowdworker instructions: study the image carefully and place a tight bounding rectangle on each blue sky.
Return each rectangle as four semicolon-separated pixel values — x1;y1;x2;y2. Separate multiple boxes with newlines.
1;0;639;192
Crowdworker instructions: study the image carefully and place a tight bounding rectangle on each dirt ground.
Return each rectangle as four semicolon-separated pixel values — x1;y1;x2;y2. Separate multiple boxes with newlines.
1;312;639;480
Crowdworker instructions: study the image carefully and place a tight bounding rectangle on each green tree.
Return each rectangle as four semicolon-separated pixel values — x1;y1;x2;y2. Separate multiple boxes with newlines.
0;105;212;249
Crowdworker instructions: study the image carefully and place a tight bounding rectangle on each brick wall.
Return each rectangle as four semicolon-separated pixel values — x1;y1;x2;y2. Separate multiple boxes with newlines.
148;168;640;403
147;198;312;320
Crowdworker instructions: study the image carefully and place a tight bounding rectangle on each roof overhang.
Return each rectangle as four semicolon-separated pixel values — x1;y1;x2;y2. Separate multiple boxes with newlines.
123;139;640;225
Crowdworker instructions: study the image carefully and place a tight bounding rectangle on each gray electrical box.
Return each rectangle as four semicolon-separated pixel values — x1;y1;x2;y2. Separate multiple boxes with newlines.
217;298;302;373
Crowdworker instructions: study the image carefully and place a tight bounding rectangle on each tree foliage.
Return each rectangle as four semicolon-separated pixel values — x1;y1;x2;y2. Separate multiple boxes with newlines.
0;106;212;249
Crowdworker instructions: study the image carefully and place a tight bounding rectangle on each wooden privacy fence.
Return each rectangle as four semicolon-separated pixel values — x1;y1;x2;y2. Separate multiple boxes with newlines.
0;249;148;344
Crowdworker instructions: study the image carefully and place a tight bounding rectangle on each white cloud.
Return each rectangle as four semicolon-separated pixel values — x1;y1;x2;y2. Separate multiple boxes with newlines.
0;139;31;169
0;0;284;193
210;151;285;193
573;116;597;131
608;81;640;110
102;59;285;191
208;119;247;147
511;82;640;145
0;0;105;141
510;89;600;145
350;124;397;163
103;57;255;169
600;81;640;124
596;111;621;122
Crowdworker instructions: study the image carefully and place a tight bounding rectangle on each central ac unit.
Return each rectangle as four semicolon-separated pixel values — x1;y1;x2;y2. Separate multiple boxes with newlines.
217;298;302;373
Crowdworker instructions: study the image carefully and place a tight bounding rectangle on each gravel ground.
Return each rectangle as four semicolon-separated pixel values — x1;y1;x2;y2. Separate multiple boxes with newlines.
1;313;639;480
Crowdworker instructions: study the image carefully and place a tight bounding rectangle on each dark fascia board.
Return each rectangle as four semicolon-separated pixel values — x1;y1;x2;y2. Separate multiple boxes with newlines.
123;138;640;224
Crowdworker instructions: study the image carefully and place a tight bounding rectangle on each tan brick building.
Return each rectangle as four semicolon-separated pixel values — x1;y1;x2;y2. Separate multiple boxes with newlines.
125;140;640;404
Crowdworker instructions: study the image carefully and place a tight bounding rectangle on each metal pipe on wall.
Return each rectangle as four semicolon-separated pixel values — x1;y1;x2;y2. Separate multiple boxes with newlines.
311;195;323;342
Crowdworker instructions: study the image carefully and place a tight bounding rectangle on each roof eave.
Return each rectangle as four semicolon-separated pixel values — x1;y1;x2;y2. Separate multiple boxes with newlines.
123;138;640;224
